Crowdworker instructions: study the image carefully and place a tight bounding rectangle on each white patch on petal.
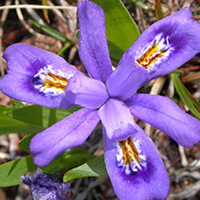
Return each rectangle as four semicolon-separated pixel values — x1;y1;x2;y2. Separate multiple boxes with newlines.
32;65;74;96
135;33;174;73
116;136;147;175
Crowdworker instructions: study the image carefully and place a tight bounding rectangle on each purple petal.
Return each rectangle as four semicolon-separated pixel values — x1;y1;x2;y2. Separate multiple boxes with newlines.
30;108;100;167
0;43;80;108
128;94;200;147
65;73;108;109
78;0;112;82
104;126;169;200
128;8;200;82
99;98;137;140
2;43;78;77
106;50;149;100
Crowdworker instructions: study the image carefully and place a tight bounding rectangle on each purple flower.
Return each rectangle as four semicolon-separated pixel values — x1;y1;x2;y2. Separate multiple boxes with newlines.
0;1;200;200
21;169;72;200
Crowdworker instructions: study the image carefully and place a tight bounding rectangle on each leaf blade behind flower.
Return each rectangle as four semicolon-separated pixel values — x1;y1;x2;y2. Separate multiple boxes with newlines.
171;73;200;120
0;156;37;187
30;20;73;44
0;105;81;135
92;0;140;60
63;155;108;182
0;113;43;135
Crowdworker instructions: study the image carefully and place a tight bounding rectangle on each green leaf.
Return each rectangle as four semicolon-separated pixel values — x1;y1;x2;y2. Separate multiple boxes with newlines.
12;100;25;109
9;105;44;127
0;105;14;113
0;113;43;135
8;105;80;128
40;106;81;127
92;0;140;60
57;43;74;56
0;105;80;135
30;20;73;44
171;73;200;120
42;148;95;174
18;133;36;153
0;105;45;135
0;156;37;187
17;106;81;151
19;133;95;174
63;155;108;182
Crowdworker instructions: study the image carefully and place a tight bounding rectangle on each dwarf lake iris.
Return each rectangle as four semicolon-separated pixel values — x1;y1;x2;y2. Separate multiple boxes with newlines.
0;0;200;200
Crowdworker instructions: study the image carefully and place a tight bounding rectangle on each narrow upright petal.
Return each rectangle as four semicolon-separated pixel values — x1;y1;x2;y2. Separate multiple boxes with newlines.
30;108;100;167
65;73;108;109
78;0;112;82
106;50;149;100
128;8;200;82
0;43;79;108
99;98;137;140
128;94;200;147
104;126;169;200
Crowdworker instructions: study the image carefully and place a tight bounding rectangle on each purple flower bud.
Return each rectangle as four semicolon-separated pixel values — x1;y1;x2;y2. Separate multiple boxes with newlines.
21;169;72;200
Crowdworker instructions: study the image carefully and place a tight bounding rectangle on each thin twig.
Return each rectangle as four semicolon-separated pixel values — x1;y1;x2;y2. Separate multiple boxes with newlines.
0;0;12;77
48;1;68;24
0;4;76;11
15;0;43;36
178;145;188;167
145;77;167;136
21;0;46;25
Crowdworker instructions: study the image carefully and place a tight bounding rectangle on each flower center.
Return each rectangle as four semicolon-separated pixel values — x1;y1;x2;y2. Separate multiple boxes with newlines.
136;33;173;71
116;136;146;174
32;65;74;96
